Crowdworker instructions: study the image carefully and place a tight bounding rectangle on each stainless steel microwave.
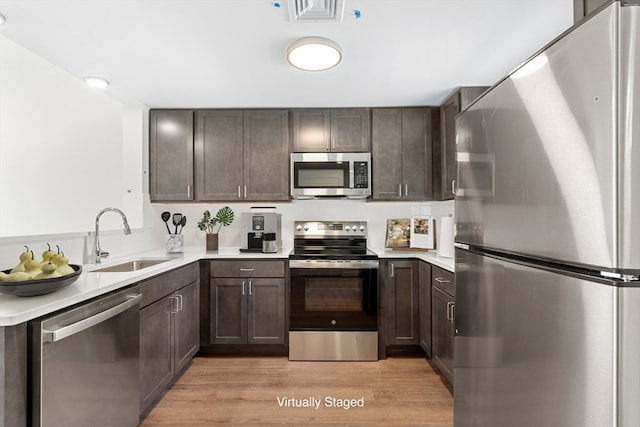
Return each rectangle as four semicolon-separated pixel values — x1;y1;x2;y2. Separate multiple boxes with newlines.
290;152;371;199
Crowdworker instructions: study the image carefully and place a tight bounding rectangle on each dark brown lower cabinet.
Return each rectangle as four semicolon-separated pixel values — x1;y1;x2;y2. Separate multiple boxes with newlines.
382;259;420;346
210;278;285;345
139;263;200;414
209;260;286;347
431;266;455;385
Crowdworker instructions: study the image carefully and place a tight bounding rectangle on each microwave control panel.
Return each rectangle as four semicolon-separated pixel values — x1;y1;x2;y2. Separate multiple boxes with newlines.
354;162;369;188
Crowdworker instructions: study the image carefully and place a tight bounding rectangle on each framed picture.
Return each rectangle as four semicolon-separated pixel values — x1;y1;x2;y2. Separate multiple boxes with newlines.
385;218;411;248
410;216;434;249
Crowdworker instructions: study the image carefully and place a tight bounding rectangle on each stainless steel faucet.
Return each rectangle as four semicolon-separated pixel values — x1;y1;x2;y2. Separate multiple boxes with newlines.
95;207;131;263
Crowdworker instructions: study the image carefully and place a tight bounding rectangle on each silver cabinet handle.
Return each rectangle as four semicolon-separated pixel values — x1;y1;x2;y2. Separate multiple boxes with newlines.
446;301;456;322
240;268;254;272
176;294;183;311
169;295;179;313
389;263;395;278
238;186;242;198
248;280;253;296
244;185;247;198
241;280;246;295
451;303;455;323
398;184;402;197
330;136;335;151
452;179;456;195
434;277;451;283
43;294;142;343
404;184;408;197
187;185;192;198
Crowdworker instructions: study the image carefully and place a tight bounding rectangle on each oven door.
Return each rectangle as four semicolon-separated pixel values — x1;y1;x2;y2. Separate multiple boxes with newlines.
289;262;378;331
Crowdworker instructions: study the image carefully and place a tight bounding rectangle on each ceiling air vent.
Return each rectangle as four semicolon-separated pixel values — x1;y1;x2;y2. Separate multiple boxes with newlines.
288;0;346;23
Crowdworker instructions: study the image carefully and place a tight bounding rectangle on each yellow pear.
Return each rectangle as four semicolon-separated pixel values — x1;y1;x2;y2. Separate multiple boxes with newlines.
35;261;62;280
10;246;31;273
41;243;55;264
51;245;64;266
55;252;74;276
24;252;43;279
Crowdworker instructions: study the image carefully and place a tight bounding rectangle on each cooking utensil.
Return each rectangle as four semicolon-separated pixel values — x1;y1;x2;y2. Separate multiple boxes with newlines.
178;216;187;234
172;213;183;234
161;211;172;234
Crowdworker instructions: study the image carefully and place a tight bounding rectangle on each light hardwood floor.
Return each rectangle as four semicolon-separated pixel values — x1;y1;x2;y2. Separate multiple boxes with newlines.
141;356;453;426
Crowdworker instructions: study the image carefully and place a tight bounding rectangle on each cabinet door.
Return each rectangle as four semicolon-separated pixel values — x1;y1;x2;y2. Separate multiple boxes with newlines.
247;279;285;345
331;108;370;152
174;281;200;373
195;110;244;200
402;108;433;200
441;93;460;200
292;109;331;152
243;110;290;201
140;297;173;411
439;88;488;200
432;285;454;384
149;110;194;201
419;262;432;357
372;109;403;200
385;260;420;345
210;279;247;344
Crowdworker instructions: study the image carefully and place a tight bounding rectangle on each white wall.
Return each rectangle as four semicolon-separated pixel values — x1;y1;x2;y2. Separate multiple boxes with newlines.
0;35;143;237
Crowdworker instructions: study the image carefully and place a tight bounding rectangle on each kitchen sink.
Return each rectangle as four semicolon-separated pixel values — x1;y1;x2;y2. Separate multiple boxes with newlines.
90;258;171;273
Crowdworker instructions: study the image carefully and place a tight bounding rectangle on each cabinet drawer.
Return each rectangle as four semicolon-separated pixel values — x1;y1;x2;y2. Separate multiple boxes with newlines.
431;265;455;297
140;262;199;308
210;260;285;278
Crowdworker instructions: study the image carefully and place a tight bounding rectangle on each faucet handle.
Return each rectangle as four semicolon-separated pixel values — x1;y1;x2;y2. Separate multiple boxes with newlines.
98;250;109;260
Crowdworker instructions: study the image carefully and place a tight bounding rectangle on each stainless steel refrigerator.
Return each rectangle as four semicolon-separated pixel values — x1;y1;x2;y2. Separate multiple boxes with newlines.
453;2;640;426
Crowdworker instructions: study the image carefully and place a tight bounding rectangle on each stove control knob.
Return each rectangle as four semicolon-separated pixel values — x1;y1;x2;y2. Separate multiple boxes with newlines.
331;319;337;325
359;225;365;232
344;225;351;231
296;224;303;232
303;224;309;231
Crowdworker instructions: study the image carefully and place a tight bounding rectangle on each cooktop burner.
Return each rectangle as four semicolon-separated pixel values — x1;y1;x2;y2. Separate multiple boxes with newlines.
290;220;378;260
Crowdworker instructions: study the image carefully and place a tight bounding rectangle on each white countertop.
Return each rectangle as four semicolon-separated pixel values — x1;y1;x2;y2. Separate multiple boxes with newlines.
0;246;453;327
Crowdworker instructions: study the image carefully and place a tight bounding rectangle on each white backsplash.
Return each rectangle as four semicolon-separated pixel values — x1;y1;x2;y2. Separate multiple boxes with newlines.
0;199;454;270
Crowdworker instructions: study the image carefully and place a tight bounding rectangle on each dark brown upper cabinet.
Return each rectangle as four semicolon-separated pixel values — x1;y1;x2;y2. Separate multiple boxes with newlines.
292;108;371;152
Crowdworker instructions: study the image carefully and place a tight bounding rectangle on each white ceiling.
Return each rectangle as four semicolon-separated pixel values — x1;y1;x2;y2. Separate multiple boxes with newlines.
0;0;574;108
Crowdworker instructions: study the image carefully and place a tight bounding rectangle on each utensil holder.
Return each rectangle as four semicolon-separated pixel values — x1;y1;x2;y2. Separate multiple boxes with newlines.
166;234;184;253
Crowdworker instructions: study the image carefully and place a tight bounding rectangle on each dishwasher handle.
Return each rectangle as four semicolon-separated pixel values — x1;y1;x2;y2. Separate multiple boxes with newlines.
43;293;142;343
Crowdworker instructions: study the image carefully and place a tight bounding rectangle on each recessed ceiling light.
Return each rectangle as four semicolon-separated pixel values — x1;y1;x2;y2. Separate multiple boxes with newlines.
287;37;342;72
82;76;110;89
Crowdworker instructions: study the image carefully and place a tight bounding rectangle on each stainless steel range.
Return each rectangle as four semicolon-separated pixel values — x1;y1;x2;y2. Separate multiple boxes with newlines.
289;221;379;361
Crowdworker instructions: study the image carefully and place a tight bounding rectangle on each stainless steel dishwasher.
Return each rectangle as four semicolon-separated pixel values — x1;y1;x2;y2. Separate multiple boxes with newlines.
30;286;142;427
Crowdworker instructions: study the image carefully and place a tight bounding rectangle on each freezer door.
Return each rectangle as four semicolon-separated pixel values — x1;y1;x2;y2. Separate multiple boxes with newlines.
455;3;640;270
454;249;616;427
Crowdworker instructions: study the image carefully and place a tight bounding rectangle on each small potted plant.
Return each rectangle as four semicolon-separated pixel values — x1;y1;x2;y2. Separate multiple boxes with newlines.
197;206;234;251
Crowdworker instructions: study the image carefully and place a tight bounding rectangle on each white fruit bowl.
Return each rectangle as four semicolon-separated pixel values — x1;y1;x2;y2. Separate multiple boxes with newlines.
0;265;82;297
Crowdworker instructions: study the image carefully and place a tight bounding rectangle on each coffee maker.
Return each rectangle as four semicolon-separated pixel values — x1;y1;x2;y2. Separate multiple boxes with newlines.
240;211;282;253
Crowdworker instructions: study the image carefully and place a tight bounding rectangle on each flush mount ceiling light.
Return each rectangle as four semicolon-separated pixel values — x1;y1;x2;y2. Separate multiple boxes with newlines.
82;76;110;89
287;37;342;71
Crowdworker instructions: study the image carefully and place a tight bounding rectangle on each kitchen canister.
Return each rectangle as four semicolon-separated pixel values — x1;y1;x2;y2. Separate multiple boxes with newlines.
438;216;455;258
166;234;184;253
